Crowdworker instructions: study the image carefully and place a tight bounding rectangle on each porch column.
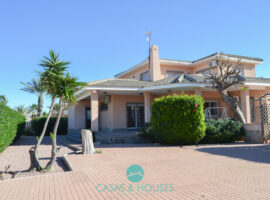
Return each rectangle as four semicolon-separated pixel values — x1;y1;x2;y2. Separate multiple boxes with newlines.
91;91;99;132
68;105;75;133
241;87;251;123
195;88;202;96
144;92;151;123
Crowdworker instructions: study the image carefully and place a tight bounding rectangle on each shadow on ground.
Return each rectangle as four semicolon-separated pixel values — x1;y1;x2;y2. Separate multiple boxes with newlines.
196;144;270;164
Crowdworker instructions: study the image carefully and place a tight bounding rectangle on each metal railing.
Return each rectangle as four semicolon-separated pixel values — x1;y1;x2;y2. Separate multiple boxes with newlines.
205;107;228;120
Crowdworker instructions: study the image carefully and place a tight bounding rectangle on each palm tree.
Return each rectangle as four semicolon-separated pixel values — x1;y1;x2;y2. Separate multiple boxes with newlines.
0;95;8;105
31;50;70;171
20;78;46;117
15;105;28;115
46;72;85;170
28;104;38;117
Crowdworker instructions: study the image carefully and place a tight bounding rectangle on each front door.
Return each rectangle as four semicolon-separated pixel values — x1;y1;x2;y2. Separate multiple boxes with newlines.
127;103;144;129
85;108;91;129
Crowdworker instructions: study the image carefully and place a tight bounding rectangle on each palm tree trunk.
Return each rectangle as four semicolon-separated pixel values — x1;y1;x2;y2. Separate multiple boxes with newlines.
32;97;55;170
46;98;63;170
38;95;43;117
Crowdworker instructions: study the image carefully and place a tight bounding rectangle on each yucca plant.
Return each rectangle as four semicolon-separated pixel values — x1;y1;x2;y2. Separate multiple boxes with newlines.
32;50;69;171
46;72;85;170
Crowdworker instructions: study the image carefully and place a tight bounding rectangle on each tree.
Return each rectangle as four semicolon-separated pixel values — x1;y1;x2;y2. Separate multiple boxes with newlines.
31;50;69;171
15;105;28;115
0;95;8;105
46;72;85;170
208;53;246;124
20;78;46;117
28;104;38;117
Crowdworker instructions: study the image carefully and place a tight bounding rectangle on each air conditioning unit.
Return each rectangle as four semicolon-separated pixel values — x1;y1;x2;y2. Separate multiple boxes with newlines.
104;95;111;104
209;60;218;67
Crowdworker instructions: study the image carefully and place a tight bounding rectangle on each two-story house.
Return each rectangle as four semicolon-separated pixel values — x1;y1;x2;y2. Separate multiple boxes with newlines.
68;45;270;136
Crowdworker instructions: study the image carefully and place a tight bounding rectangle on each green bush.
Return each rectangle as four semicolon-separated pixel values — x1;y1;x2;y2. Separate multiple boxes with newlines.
138;123;155;141
31;117;68;136
151;94;206;145
0;102;26;153
200;119;244;144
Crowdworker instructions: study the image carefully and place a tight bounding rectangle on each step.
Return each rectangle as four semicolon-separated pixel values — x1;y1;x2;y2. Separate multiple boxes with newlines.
67;134;82;143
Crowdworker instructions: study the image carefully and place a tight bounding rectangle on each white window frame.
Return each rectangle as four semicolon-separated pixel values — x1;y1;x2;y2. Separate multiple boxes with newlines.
166;70;183;78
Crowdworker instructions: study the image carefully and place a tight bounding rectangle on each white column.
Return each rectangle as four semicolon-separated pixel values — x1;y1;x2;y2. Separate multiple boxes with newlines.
144;92;151;123
91;91;99;132
68;105;75;133
241;87;251;123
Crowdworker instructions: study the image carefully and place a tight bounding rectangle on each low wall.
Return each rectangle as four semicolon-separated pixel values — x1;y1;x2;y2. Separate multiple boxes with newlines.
244;124;263;144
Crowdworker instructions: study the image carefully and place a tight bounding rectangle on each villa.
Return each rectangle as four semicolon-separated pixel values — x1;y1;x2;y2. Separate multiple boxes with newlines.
68;45;270;136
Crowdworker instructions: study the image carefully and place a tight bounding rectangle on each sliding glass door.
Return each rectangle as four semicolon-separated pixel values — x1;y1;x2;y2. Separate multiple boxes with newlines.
127;103;144;129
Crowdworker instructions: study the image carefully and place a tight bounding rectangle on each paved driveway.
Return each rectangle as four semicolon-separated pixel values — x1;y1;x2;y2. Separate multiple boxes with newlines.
1;143;270;199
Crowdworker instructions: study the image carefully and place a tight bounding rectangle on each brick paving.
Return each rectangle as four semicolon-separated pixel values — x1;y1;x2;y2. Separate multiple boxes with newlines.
0;136;73;179
1;143;270;199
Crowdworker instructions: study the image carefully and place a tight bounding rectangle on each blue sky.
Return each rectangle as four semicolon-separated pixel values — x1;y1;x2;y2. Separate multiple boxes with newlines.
1;0;270;111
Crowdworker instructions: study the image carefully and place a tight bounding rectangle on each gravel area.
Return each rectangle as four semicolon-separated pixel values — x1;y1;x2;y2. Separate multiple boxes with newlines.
0;136;74;179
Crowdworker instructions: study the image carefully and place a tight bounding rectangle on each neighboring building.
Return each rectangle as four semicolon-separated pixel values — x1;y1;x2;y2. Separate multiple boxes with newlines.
68;45;270;134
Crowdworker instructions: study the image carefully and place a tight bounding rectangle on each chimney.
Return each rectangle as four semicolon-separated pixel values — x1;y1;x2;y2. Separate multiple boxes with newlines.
149;45;161;81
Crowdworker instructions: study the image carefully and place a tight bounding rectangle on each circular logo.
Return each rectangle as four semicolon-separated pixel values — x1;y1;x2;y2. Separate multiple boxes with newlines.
126;164;144;183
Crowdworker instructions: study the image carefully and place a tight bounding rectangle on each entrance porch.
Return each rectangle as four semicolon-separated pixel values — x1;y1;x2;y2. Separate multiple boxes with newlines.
68;86;270;142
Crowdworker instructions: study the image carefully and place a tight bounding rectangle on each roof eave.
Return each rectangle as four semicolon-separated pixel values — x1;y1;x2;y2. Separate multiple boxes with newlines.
115;59;148;78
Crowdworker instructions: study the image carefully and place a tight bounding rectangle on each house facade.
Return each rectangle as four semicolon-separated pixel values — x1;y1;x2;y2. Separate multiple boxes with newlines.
68;45;270;135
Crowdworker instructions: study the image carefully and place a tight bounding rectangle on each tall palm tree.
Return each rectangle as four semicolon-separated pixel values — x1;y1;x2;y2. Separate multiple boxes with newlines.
46;72;85;170
32;50;70;171
20;78;46;117
15;105;28;115
28;104;38;117
0;95;8;105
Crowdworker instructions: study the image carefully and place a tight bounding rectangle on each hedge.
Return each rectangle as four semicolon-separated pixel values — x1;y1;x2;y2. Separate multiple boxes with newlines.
151;94;206;145
31;117;68;136
200;119;244;144
0;102;26;153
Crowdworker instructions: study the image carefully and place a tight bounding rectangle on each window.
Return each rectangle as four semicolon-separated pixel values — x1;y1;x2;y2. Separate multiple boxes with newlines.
204;101;219;118
140;71;150;81
166;71;183;78
196;68;210;75
235;68;244;76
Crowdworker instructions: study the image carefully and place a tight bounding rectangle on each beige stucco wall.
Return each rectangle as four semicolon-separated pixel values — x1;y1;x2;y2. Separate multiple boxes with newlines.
68;100;89;130
243;64;256;77
99;97;113;130
192;62;210;74
119;59;256;81
160;64;192;78
111;94;144;129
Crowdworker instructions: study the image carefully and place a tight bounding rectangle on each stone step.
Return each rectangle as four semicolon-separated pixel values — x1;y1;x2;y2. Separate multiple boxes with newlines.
67;134;82;143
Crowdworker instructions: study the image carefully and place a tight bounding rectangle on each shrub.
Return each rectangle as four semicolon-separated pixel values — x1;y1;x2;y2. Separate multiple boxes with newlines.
138;123;155;141
200;119;244;144
31;117;68;136
0;102;26;153
151;94;206;145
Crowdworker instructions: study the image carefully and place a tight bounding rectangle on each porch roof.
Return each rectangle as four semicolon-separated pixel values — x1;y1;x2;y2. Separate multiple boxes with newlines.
75;75;270;98
86;74;210;89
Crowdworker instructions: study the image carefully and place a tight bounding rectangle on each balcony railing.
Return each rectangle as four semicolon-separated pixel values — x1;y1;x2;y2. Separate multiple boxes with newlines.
205;107;228;120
